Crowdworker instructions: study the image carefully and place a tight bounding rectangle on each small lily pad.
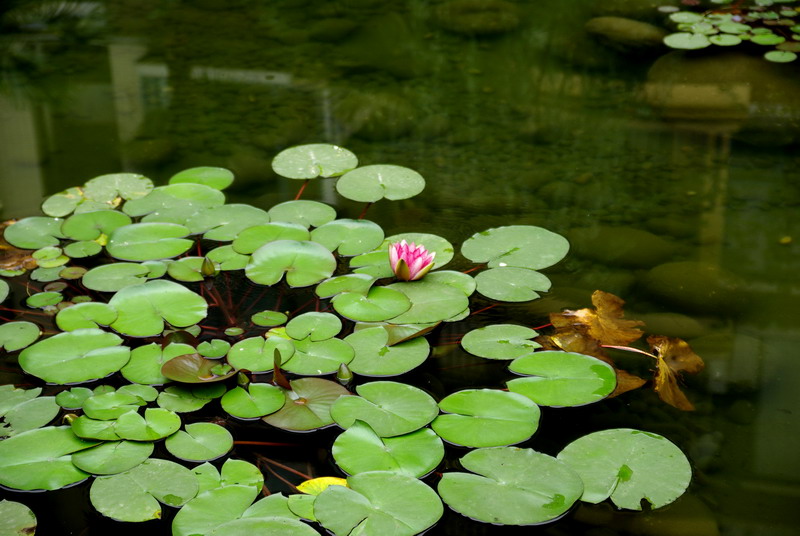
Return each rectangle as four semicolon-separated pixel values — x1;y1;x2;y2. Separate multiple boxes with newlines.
474;267;552;302
272;144;358;179
310;219;385;256
344;326;430;376
221;383;285;419
0;321;41;351
251;310;288;327
267;200;336;228
664;32;711;49
186;204;270;241
315;274;375;298
25;291;63;309
332;420;443;478
282;337;355;376
385;280;470;324
4;217;64;249
227;336;294;372
158;384;227;413
165;422;234;461
114;408;182;441
332;286;412;322
246;240;337;287
286;312;342;341
90;458;198;522
121;342;195;385
461;225;569;270
198;339;231;358
432;389;540;447
81;263;151;291
461;324;540;360
232;223;310;254
162;352;238;383
262;378;350;431
507;351;617;407
170;166;235;190
336;165;425;202
106;222;194;261
438;447;584;525
0;386;58;437
0;500;37;535
331;381;439;437
61;210;132;240
55;302;117;331
557;428;692;510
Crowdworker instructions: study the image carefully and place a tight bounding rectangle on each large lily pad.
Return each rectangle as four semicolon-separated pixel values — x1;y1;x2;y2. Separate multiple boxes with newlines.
221;383;285;419
267;200;336;228
461;324;541;360
474;267;552;302
315;273;375;298
83;172;153;203
0;386;58;437
165;422;234;462
438;447;584;525
332;286;411;322
106;222;194;261
431;389;540;447
507;351;616;407
185;204;270;241
81;263;152;292
344;326;430;376
61;210;132;240
285;312;342;341
114;408;182;441
19;329;130;384
557;428;692;510
71;440;154;475
0;321;41;351
227;336;294;372
385;280;470;324
314;471;442;536
246;240;337;287
55;302;117;331
282;337;355;376
232;222;310;254
262;378;350;431
90;458;199;522
121;342;195;385
108;279;207;336
331;381;439;437
332;420;443;478
461;225;569;270
4;217;64;249
272;143;358;179
336;165;425;202
0;426;97;490
122;183;225;222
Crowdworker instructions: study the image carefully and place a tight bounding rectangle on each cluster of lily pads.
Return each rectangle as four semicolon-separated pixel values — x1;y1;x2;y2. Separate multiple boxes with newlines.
0;144;692;535
660;0;800;62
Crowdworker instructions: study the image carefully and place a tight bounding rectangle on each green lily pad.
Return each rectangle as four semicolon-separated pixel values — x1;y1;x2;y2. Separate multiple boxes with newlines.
232;223;310;254
123;183;225;223
165;422;234;461
82;389;148;420
262;378;350;431
245;240;337;287
114;408;182;441
198;339;231;358
19;328;130;384
344;326;430;376
83;173;153;203
79;263;148;292
63;240;102;258
353;321;438;346
0;426;97;490
70;415;120;441
315;274;375;298
0;500;37;535
557;428;692;510
331;381;438;437
718;21;751;33
0;386;58;437
71;440;154;475
349;248;394;278
42;186;84;217
332;420;444;477
311;219;385;256
121;342;195;385
106;222;194;261
25;291;63;308
438;447;584;525
332;286;412;322
314;471;442;536
61;210;132;240
423;270;476;296
29;267;64;283
507;351;617;407
474;267;552;302
710;33;742;45
209;516;320;536
385;280;470;324
765;49;797;62
752;32;785;45
4;217;64;249
55;302;117;331
432;389;540;447
158;384;227;413
170;166;235;190
664;32;711;49
55;386;93;409
221;383;285;419
336;165;425;202
0;280;8;303
287;494;316;521
108;279;207;336
282;337;355;376
90;458;198;522
161;352;237;383
171;485;260;536
186;204;270;241
206;245;250;270
167;256;206;282
461;324;540;360
251;310;288;327
669;11;704;23
461;225;569;270
286;312;342;341
194;458;264;495
272;143;358;179
0;321;41;351
267;200;336;228
227;336;294;372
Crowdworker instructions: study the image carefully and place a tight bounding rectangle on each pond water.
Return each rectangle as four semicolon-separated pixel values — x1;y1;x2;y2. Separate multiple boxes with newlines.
0;1;798;535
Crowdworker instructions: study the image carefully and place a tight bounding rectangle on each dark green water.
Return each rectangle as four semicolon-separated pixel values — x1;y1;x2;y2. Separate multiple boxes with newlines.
1;1;799;535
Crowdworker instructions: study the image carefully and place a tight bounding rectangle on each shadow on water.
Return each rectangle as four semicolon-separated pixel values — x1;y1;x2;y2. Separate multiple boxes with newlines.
1;0;799;534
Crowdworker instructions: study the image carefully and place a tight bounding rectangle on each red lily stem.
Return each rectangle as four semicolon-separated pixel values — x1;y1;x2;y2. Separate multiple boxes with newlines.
254;453;313;480
600;344;657;359
224;272;233;312
358;202;373;220
0;307;52;317
531;323;553;330
470;303;498;316
462;265;484;274
260;461;299;492
290;297;317;316
207;283;237;326
294;180;310;200
234;441;302;447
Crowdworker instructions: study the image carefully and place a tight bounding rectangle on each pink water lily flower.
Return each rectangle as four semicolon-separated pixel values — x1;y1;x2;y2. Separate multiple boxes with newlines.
389;240;435;281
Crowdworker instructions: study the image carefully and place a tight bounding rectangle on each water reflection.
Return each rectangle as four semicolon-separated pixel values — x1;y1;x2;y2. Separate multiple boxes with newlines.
1;1;799;535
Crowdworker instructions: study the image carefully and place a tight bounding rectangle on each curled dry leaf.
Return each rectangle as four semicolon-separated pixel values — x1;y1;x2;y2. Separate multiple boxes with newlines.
551;290;644;346
648;335;705;411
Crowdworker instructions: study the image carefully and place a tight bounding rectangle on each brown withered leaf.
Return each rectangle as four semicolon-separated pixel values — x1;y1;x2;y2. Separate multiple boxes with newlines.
609;369;648;398
648;335;704;411
551;290;644;346
0;220;37;271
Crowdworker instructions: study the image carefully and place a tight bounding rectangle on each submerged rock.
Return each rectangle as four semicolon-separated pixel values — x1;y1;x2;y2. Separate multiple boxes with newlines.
333;91;416;141
565;226;681;269
640;261;745;314
585;16;667;55
434;0;520;36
